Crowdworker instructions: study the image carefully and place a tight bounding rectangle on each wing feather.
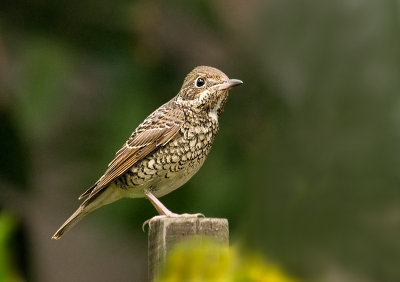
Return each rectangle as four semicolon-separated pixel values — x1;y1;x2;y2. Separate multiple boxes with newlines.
79;104;184;202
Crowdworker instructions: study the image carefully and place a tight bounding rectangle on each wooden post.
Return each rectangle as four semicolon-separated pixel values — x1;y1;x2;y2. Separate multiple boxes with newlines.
148;217;229;282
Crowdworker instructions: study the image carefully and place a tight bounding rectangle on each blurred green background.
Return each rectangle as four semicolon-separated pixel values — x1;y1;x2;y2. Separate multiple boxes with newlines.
1;0;399;281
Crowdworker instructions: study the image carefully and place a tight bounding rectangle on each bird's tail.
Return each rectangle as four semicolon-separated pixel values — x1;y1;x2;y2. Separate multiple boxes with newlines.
52;206;87;239
52;185;122;240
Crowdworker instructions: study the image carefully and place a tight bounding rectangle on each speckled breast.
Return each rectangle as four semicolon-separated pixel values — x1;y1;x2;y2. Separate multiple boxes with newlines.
116;112;219;198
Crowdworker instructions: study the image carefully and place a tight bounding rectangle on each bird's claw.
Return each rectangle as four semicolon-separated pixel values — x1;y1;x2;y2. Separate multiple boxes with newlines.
142;213;205;232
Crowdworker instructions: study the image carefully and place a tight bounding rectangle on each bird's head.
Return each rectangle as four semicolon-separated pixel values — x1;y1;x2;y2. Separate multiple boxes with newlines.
176;66;242;119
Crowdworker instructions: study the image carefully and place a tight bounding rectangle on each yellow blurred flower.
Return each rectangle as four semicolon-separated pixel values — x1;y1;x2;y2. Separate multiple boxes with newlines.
158;238;299;282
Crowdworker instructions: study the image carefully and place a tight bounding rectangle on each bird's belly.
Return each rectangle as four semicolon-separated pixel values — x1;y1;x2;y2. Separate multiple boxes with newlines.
121;157;206;199
152;159;205;197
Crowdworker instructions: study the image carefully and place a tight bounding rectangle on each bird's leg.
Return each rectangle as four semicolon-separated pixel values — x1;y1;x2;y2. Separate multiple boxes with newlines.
144;189;176;216
143;189;204;231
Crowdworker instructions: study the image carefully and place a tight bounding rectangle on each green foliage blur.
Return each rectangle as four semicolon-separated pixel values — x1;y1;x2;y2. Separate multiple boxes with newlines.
0;0;399;281
0;212;24;282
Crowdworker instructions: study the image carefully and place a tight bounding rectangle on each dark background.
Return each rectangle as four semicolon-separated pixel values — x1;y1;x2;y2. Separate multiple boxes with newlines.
1;0;399;281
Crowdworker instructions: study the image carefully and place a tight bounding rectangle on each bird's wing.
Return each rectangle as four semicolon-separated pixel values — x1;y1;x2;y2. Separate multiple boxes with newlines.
79;103;185;201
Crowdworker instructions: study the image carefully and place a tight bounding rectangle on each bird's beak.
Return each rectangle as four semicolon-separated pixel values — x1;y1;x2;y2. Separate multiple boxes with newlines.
217;79;243;90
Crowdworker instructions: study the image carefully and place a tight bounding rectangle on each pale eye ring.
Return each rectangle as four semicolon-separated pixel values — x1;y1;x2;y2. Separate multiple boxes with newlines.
195;77;205;88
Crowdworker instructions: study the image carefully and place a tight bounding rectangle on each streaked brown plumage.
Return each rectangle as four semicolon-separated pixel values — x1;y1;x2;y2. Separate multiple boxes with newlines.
52;66;242;239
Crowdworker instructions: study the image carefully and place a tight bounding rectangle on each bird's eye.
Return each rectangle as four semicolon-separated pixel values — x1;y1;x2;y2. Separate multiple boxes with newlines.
195;77;205;88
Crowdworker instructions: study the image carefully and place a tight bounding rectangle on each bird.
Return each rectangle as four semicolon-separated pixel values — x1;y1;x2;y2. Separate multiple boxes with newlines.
52;66;243;239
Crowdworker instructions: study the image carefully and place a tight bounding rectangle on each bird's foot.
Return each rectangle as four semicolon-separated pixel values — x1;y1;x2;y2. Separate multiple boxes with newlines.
142;212;205;231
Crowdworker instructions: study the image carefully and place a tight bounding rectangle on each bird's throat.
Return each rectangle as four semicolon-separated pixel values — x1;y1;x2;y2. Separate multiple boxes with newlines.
208;95;226;122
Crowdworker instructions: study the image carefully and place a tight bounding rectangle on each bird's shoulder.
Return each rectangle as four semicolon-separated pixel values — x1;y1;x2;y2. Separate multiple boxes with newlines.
127;98;185;143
